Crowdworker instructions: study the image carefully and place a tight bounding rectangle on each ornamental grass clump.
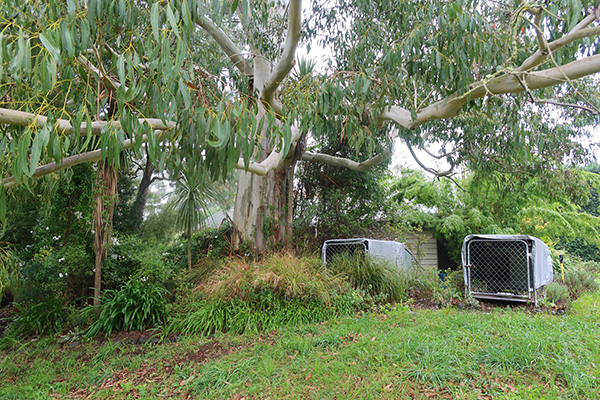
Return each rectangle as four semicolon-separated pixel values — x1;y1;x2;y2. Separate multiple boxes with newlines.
9;296;70;337
327;252;409;303
86;279;167;338
168;253;363;336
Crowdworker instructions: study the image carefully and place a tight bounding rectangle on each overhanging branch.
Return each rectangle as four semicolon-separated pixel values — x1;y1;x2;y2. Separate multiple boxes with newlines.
0;108;176;135
3;130;163;189
381;54;600;130
301;149;391;172
406;142;455;177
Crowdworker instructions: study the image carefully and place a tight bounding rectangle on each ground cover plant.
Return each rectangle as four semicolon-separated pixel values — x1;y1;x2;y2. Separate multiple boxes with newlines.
167;253;365;336
1;300;599;399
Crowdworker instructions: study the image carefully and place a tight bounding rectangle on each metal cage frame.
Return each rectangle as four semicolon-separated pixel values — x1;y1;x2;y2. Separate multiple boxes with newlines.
322;238;412;271
463;236;549;306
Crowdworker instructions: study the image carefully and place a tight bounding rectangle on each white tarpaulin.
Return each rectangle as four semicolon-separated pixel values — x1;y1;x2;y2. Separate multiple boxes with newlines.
461;234;553;289
322;238;413;270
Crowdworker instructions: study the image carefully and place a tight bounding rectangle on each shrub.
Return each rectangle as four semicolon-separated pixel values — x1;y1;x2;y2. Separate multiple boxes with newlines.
86;279;167;338
327;252;408;303
103;235;181;291
165;225;234;271
167;253;364;335
19;242;94;302
168;289;363;336
545;282;570;304
563;268;598;300
9;296;70;337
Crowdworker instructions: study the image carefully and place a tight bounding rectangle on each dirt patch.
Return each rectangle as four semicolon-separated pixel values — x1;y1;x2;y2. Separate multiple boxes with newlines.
62;338;250;399
407;289;567;315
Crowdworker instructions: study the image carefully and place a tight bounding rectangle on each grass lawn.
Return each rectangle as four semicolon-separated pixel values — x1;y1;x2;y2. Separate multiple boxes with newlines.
1;298;599;399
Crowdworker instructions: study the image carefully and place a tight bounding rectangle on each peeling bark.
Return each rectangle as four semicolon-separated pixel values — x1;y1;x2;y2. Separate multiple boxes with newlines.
92;162;117;306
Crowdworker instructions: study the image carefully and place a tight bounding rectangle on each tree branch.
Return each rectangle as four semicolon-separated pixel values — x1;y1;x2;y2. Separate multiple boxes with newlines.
406;142;455;177
381;54;600;130
0;108;176;135
517;24;600;72
77;54;123;91
421;146;461;160
301;148;391;172
260;0;302;111
3;130;163;189
233;124;304;176
196;15;253;76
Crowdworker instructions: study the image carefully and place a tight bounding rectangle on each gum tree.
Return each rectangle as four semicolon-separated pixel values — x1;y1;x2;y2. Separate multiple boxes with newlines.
1;0;600;255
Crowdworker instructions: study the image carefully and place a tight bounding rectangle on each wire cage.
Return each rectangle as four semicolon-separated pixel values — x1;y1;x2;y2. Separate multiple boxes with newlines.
322;238;413;270
461;235;553;306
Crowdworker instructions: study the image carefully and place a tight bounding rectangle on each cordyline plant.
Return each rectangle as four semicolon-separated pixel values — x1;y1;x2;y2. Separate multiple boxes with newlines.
0;1;598;276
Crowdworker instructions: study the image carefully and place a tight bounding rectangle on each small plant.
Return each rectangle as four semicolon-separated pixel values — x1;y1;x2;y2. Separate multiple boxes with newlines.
545;282;570;304
86;279;167;338
9;296;69;337
327;252;408;303
563;268;598;300
464;294;480;309
433;285;460;308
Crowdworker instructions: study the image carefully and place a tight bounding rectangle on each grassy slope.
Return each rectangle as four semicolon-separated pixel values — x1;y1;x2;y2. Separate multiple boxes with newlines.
1;302;599;400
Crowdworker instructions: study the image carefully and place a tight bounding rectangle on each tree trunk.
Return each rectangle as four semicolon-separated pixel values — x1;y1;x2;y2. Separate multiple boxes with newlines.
187;227;192;271
92;162;118;306
132;151;156;230
232;165;295;251
231;57;300;251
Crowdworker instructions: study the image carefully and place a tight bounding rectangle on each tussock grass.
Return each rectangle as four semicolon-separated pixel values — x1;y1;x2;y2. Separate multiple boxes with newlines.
169;253;362;336
327;252;409;302
196;252;348;303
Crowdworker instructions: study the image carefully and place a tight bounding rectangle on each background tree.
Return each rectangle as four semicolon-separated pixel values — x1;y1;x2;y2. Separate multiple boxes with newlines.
390;167;600;261
0;0;599;252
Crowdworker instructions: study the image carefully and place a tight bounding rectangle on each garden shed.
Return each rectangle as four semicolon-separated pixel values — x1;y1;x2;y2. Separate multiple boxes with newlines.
461;234;553;306
322;238;413;270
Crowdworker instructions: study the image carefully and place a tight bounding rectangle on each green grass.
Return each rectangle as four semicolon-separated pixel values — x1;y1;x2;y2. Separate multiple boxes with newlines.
2;303;599;399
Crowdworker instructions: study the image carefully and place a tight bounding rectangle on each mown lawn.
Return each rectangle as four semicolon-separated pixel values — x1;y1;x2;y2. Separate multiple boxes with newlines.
1;297;599;400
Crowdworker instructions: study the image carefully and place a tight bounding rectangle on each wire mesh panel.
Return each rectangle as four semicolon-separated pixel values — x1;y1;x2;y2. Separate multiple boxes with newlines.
466;239;531;300
323;241;367;265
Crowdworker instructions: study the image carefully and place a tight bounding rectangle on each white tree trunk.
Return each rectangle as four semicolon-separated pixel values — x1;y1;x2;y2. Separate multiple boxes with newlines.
232;165;294;251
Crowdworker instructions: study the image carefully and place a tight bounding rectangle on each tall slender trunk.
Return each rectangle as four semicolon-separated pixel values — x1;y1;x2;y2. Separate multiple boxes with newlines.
92;162;118;306
133;151;155;230
187;226;192;271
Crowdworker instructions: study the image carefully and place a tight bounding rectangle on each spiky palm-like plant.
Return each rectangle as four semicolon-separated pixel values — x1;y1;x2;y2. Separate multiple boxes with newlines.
170;165;223;270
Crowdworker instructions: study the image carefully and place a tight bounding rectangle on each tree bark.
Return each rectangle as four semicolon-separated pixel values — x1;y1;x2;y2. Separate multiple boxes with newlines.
92;162;117;306
232;166;295;251
132;154;156;230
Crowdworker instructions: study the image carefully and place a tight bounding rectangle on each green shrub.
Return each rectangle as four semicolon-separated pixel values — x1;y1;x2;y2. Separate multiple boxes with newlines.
563;268;598;300
545;282;570;304
9;296;70;337
327;252;408;303
103;235;182;291
167;253;365;336
19;242;94;302
165;225;234;271
86;280;167;338
168;288;363;336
